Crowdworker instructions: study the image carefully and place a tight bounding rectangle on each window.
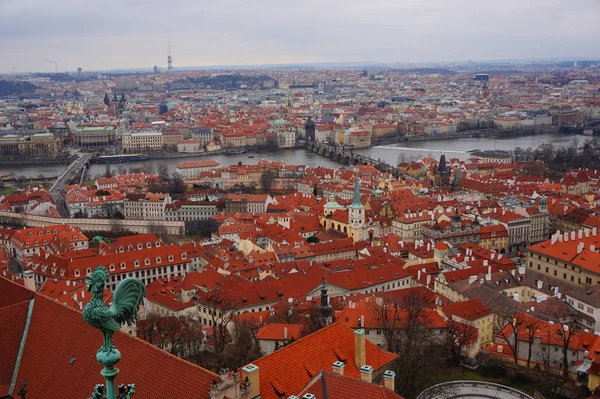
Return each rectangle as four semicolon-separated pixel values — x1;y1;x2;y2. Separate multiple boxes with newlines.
588;307;594;315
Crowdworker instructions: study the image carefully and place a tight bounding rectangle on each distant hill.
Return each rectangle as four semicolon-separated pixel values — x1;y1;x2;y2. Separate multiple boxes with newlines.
474;69;522;76
0;80;37;96
173;74;278;90
390;68;457;75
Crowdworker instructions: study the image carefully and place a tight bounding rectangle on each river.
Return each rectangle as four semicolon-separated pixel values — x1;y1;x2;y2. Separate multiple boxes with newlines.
1;133;589;179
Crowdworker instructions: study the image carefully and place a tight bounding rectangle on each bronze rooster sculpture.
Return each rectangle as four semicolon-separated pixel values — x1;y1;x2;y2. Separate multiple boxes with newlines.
83;266;146;353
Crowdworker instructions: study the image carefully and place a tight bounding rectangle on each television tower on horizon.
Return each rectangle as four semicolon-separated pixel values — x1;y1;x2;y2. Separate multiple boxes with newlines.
167;40;173;73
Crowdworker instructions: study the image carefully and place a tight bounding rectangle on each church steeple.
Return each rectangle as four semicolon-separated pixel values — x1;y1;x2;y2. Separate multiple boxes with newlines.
350;168;363;209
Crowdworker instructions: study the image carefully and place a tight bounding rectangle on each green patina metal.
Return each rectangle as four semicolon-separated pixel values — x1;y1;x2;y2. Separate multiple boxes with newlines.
83;267;145;399
8;298;35;396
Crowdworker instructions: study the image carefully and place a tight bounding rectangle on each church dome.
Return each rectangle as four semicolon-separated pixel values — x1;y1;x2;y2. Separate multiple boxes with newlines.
324;195;341;209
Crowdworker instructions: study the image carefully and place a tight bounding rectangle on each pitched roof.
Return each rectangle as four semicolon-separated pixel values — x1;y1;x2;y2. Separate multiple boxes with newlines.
0;300;30;396
298;371;403;399
0;277;219;399
252;322;398;399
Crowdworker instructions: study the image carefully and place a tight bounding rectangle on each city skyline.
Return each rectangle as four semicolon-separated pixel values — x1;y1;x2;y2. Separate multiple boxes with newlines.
1;0;599;73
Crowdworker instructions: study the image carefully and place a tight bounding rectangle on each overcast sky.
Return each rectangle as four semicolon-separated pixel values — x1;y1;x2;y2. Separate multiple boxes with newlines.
1;0;599;73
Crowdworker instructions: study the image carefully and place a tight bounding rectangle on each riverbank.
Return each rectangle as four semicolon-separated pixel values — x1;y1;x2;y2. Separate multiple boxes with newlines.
0;156;74;167
372;126;561;145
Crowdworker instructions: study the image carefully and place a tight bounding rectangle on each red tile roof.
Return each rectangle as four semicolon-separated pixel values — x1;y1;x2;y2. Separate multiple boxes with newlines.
0;278;219;399
257;323;303;341
298;370;403;399
0;300;30;396
251;322;398;399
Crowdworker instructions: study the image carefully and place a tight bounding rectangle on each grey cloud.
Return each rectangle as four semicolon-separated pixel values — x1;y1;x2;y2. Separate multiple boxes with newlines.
0;0;598;72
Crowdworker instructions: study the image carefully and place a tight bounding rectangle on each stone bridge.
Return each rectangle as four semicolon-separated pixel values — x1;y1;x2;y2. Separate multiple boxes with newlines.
306;140;401;176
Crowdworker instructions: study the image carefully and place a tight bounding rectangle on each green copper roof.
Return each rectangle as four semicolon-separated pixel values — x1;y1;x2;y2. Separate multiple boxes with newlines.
274;118;286;125
324;195;341;209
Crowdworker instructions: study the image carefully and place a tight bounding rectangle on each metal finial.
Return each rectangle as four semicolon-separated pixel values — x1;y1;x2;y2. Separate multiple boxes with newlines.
83;267;146;399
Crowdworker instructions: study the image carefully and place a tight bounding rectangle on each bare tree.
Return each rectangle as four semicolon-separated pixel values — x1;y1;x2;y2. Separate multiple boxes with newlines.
138;312;204;358
556;322;577;378
536;327;569;399
375;292;447;399
494;312;524;365
225;320;263;368
524;317;543;368
148;222;168;238
157;163;170;180
201;289;240;355
446;319;478;366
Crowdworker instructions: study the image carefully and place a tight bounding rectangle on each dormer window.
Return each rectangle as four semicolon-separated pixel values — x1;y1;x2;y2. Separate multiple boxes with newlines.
181;253;187;260
168;255;174;262
120;262;126;270
156;257;161;264
74;270;80;277
109;264;115;271
43;240;47;245
144;258;150;266
155;241;161;247
137;244;142;250
34;241;39;246
86;268;92;275
60;270;65;276
146;242;152;249
134;260;140;267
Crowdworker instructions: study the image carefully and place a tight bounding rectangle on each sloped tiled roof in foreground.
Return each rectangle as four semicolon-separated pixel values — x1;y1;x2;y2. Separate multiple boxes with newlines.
0;277;219;399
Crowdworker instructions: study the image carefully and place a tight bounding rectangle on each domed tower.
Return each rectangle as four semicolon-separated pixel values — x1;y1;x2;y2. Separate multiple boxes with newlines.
451;207;462;229
324;195;341;217
539;196;548;213
317;281;333;328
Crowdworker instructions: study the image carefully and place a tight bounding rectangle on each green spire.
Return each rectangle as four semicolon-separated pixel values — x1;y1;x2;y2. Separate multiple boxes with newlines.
350;168;364;209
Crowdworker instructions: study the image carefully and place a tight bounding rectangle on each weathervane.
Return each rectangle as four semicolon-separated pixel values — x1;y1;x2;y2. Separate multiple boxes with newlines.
83;267;146;399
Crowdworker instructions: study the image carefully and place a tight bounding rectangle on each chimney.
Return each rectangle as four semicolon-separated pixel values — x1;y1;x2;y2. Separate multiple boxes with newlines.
594;227;598;237
332;361;345;376
360;365;373;383
284;327;288;340
360;314;365;328
383;370;396;391
23;270;36;292
498;345;503;353
571;231;576;241
241;364;260;399
578;242;584;254
354;329;366;369
591;245;596;252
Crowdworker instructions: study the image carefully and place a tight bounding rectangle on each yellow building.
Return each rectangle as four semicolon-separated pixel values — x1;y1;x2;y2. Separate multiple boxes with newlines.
527;229;600;286
479;224;509;254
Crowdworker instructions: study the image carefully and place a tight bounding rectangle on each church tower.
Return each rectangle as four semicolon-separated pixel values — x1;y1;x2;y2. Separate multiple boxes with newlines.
305;116;316;141
316;281;333;328
348;168;365;241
